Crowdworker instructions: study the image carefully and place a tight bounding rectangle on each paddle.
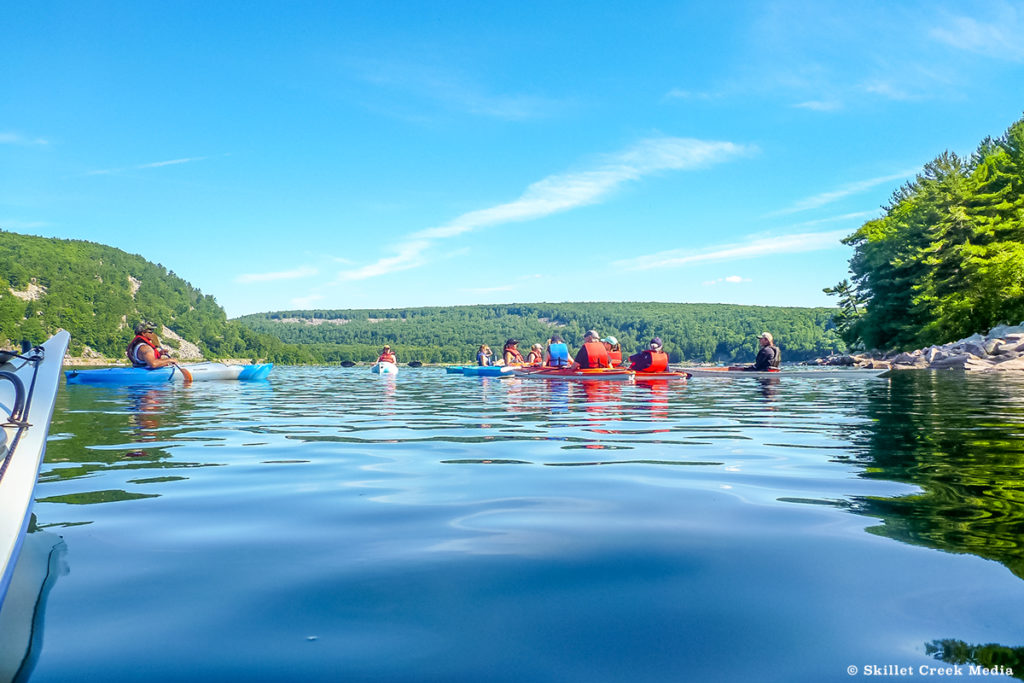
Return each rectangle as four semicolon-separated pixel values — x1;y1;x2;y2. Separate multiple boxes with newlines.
173;364;193;382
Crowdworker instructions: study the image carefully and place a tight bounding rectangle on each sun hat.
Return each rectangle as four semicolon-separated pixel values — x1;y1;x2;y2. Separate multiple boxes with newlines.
649;337;663;349
602;336;618;346
759;332;773;343
505;338;518;347
134;321;155;335
585;329;600;339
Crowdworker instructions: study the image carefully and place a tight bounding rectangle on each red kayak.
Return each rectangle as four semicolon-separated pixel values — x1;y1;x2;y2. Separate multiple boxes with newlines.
633;371;690;380
512;367;635;382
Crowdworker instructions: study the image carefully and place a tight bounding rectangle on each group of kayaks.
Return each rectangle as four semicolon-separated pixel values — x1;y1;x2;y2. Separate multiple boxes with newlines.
445;364;690;382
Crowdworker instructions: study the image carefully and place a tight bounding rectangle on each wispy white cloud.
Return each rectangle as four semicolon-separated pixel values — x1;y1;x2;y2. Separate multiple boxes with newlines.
793;99;843;111
336;137;752;282
236;266;319;284
0;132;49;145
87;155;213;176
413;137;752;240
336;240;431;282
930;6;1024;62
137;156;209;169
703;275;752;286
615;229;850;272
767;170;915;216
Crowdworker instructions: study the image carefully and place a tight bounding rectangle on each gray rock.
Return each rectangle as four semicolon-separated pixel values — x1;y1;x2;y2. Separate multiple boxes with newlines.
988;356;1024;372
929;354;972;369
963;341;989;357
988;324;1024;339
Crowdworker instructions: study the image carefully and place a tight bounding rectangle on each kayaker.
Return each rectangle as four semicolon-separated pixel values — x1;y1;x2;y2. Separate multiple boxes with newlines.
628;337;669;372
602;336;623;367
744;332;780;371
544;334;572;367
126;322;179;369
503;339;525;366
377;345;397;364
526;343;544;365
573;329;613;369
476;344;493;366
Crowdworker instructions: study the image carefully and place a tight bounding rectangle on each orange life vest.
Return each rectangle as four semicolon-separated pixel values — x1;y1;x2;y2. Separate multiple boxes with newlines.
609;349;623;367
378;351;396;364
577;341;612;369
504;347;525;365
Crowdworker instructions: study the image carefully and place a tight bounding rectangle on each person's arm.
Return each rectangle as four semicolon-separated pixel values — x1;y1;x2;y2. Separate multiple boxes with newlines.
138;345;177;369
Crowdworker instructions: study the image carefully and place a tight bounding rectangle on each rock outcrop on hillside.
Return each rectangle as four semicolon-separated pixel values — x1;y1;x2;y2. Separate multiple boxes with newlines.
814;324;1024;372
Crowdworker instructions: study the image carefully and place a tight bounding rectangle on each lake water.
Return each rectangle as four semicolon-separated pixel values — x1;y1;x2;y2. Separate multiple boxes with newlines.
15;367;1024;681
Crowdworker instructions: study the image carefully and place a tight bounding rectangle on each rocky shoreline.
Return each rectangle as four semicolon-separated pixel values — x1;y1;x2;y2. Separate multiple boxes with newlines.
814;323;1024;372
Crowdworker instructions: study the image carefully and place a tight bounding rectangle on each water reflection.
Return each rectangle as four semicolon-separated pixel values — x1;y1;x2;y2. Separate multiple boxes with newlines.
845;371;1024;579
926;639;1023;679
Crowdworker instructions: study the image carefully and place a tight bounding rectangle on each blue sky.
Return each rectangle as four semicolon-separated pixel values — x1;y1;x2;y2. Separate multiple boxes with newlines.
2;1;1023;317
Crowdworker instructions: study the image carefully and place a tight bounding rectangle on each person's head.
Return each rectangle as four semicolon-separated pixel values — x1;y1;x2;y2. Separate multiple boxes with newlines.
382;345;391;352
549;334;564;344
649;337;663;351
759;332;773;346
135;321;156;338
480;344;490;352
602;336;618;349
585;329;600;342
505;338;518;349
531;343;543;354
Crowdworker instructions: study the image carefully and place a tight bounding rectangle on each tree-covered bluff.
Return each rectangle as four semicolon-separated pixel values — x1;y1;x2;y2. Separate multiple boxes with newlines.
235;303;844;364
828;113;1024;352
0;230;307;362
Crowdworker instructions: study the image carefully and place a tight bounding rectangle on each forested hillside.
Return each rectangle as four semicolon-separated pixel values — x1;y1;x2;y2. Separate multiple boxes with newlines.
0;231;307;362
236;303;844;363
828;113;1024;351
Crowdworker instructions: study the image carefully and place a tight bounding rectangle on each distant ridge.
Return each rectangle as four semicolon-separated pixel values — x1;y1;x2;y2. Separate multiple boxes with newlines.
235;302;844;364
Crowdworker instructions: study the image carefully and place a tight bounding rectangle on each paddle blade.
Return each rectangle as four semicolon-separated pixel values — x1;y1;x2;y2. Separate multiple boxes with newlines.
178;365;193;383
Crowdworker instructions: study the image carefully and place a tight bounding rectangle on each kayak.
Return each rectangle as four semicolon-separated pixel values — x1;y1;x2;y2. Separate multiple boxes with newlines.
681;367;885;378
64;362;273;385
1;330;69;608
633;371;690;380
371;362;399;375
460;366;516;377
0;529;65;681
512;367;635;382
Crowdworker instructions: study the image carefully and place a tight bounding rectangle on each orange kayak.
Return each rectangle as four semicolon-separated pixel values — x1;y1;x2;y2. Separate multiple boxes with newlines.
633;371;690;380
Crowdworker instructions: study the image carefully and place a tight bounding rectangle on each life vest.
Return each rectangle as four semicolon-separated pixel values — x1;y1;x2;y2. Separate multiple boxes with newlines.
577;341;611;369
127;335;163;368
526;351;543;365
504;347;525;365
769;345;781;368
378;351;396;364
609;349;623;367
547;342;570;367
630;350;668;372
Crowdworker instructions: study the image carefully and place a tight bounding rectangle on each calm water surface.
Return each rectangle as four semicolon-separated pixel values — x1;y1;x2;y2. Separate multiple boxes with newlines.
18;368;1024;681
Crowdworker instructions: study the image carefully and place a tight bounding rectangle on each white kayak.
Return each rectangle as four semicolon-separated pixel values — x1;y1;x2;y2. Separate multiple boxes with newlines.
371;362;399;375
0;331;69;607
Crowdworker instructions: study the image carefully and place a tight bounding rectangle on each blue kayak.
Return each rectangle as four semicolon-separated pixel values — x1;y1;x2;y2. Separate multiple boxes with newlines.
458;366;516;377
65;362;273;385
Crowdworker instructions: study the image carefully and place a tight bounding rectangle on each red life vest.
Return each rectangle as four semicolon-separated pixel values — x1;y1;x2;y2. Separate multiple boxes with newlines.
378;351;396;364
630;350;668;372
127;335;163;367
577;341;612;369
609;349;623;367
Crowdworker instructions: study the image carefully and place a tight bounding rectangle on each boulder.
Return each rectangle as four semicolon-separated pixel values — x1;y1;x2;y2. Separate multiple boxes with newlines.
928;354;972;369
987;324;1024;339
892;351;920;364
994;341;1024;355
988;356;1024;372
963;341;989;358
